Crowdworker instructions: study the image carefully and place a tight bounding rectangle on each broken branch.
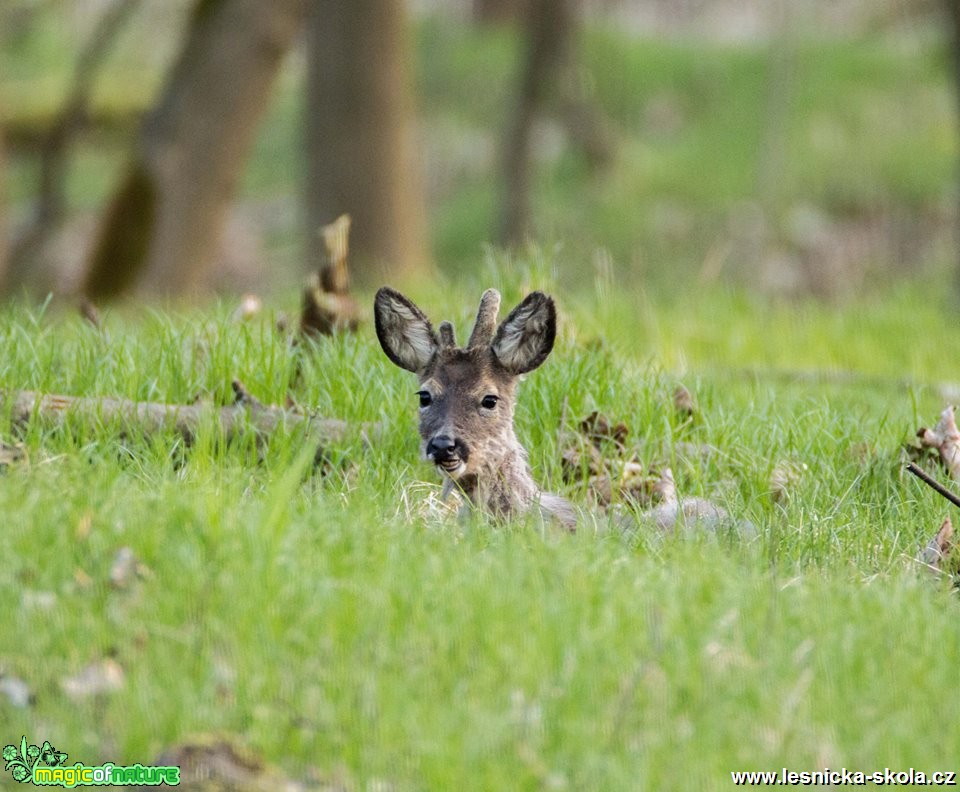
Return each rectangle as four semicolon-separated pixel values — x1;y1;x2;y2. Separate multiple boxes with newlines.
300;214;361;338
905;462;960;510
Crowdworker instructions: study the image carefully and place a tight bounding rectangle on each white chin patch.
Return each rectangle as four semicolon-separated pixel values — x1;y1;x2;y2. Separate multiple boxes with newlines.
423;447;466;479
437;460;466;479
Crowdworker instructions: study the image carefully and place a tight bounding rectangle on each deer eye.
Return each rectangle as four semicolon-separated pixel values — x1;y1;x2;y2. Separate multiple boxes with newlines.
417;391;432;408
480;394;499;410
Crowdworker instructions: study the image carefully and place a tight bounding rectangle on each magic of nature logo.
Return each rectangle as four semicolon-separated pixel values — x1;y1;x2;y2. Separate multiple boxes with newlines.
3;737;180;787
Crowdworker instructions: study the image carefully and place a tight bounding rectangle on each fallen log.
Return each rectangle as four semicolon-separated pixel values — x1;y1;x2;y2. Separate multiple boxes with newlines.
0;380;374;447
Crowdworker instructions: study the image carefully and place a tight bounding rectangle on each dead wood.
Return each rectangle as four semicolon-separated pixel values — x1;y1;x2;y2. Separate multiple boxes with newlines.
915;406;960;481
0;386;373;448
151;737;315;791
906;461;960;509
300;214;362;338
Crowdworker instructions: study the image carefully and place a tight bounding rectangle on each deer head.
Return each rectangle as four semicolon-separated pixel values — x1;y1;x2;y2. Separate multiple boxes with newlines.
375;287;571;525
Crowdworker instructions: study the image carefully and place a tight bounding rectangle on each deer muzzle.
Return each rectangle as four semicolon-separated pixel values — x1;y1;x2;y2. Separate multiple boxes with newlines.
425;435;469;476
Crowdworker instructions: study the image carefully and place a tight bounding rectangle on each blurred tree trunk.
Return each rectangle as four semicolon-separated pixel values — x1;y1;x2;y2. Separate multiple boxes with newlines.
947;0;960;109
0;122;7;291
6;0;141;296
945;0;960;296
497;0;613;248
498;0;575;247
473;0;528;25
304;0;428;283
83;0;307;300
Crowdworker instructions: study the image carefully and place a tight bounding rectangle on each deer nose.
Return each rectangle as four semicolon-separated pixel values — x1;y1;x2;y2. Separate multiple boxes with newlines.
427;435;457;460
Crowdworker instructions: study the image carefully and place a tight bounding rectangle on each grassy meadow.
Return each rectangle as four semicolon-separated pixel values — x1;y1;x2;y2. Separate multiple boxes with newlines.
3;7;960;790
2;269;960;788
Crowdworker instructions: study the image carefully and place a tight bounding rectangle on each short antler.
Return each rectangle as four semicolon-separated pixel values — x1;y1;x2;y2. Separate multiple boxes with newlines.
438;321;457;350
467;289;501;350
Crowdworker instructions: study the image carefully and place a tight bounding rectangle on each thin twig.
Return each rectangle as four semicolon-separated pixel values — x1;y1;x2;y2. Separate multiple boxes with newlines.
906;462;960;509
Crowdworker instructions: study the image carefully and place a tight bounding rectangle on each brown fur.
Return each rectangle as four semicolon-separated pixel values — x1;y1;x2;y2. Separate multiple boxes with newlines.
375;287;577;530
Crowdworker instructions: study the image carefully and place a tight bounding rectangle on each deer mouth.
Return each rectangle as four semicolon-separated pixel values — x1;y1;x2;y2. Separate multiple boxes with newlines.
425;436;469;478
428;451;467;478
436;457;466;477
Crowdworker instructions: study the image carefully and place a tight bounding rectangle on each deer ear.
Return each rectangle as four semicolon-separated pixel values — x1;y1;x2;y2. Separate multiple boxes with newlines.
491;292;556;374
374;287;439;373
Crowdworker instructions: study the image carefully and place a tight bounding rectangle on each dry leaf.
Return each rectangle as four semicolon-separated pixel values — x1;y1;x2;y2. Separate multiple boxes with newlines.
109;547;137;589
917;405;960;480
560;442;604;483
769;459;808;503
586;473;614;506
61;658;125;700
918;516;956;577
152;738;321;792
556;411;749;536
300;214;361;338
321;214;350;284
300;275;361;338
232;293;263;322
651;467;679;507
75;512;93;541
109;547;150;589
0;675;33;708
73;568;93;589
618;460;659;508
673;385;696;418
0;441;26;468
578;411;629;450
21;590;56;611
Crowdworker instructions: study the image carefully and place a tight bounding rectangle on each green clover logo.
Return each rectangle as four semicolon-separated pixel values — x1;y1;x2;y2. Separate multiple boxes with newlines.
3;737;47;783
39;741;66;767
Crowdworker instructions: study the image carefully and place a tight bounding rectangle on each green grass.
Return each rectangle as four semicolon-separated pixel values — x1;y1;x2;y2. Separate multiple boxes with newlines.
2;268;960;788
2;12;960;786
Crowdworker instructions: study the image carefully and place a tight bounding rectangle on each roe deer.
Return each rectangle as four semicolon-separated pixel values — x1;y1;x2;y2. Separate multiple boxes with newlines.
374;287;577;529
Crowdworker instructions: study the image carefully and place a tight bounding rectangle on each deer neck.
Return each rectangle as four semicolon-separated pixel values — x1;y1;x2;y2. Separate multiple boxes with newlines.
451;438;540;520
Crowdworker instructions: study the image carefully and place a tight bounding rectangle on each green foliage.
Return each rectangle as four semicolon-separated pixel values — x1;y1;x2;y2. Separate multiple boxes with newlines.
417;22;956;286
1;12;959;782
3;14;953;292
1;277;959;786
